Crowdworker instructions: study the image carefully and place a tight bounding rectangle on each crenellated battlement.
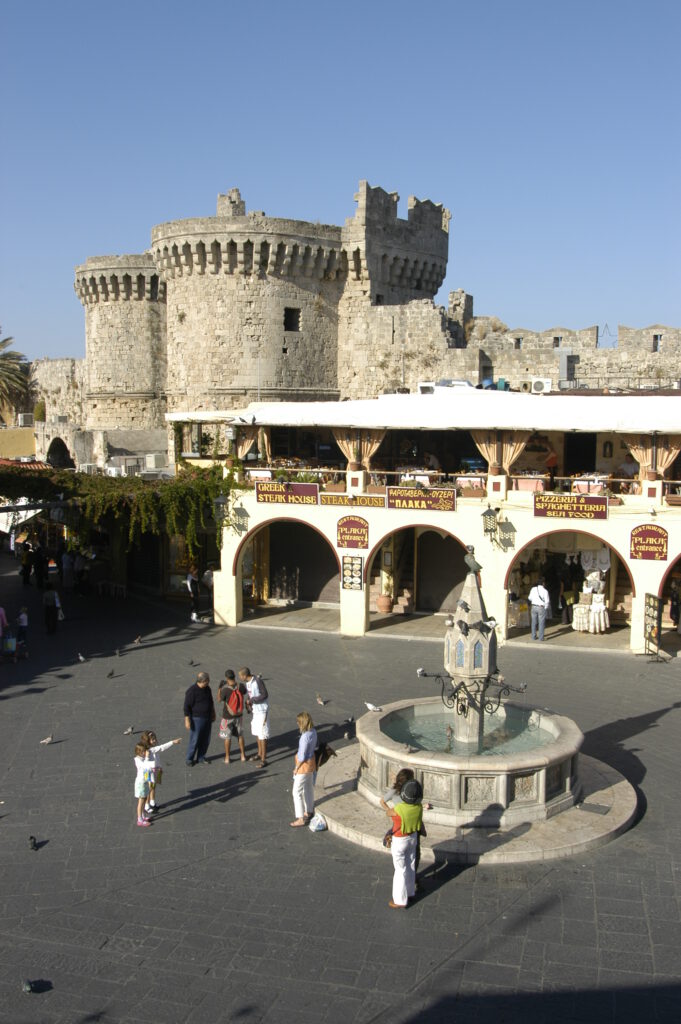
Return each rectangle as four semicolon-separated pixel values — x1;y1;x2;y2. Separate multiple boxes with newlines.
74;255;166;305
341;181;449;297
151;228;347;282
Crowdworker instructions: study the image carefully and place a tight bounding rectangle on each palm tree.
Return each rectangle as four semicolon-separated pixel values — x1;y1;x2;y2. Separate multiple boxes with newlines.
0;329;30;409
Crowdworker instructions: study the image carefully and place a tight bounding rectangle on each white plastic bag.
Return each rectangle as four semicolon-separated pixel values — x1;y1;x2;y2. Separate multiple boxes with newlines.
308;812;327;832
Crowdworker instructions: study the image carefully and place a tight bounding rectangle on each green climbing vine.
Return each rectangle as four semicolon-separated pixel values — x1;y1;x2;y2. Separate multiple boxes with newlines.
0;463;237;556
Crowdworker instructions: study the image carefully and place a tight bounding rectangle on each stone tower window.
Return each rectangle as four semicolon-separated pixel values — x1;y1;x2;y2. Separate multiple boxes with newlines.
455;639;464;668
653;334;662;352
473;641;483;669
553;336;562;348
284;308;301;332
514;338;522;350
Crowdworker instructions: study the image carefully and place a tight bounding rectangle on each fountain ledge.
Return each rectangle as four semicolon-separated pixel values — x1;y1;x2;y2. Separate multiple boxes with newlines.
314;743;638;865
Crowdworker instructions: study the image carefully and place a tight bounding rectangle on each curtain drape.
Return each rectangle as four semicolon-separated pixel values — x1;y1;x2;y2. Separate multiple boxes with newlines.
261;427;272;463
332;429;357;463
236;426;258;459
471;430;497;467
622;434;652;478
359;429;386;469
501;431;531;473
656;435;681;476
471;430;530;472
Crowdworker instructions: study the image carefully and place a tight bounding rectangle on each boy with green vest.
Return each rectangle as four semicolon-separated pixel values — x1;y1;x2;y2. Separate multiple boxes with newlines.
386;778;424;908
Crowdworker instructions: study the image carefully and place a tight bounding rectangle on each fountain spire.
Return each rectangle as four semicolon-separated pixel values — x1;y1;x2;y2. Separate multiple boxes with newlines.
443;546;501;747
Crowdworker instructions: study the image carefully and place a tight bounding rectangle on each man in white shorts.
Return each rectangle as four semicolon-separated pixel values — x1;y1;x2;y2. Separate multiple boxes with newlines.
239;666;270;768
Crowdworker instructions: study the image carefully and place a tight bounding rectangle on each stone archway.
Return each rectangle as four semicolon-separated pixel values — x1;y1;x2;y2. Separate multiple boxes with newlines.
504;529;634;641
46;436;75;469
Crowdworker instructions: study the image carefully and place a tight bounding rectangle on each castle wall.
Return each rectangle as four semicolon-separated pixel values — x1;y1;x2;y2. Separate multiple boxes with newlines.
32;358;86;425
74;254;167;430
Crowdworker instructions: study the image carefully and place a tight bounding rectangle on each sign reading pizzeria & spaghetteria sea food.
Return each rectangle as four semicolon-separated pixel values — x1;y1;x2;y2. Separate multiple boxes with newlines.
337;515;369;549
534;493;608;519
386;487;456;511
255;481;319;504
630;524;668;560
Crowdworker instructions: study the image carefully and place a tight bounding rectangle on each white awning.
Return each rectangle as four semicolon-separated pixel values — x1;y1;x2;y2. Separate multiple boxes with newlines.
166;390;681;435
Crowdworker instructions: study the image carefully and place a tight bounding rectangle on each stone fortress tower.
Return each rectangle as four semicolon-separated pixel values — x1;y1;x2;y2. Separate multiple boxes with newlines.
74;254;167;430
152;187;346;413
30;179;681;468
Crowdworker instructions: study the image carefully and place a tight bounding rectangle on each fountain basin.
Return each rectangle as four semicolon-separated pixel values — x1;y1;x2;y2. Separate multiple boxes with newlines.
356;697;584;827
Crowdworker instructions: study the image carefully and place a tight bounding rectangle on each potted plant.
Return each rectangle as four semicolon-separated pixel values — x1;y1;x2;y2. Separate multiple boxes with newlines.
348;444;362;472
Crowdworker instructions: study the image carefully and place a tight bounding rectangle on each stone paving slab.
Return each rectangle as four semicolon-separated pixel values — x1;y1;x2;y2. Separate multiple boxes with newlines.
1;553;681;1023
315;746;639;864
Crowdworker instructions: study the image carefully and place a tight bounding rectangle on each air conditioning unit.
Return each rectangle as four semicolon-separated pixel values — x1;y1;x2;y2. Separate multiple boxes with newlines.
145;452;167;469
531;377;552;394
57;415;68;424
106;466;124;477
17;413;34;427
80;463;101;475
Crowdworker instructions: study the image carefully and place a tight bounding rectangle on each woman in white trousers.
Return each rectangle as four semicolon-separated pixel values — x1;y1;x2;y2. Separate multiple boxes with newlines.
290;711;317;827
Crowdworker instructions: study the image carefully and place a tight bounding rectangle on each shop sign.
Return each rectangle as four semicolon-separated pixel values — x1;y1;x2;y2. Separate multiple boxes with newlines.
630;524;668;561
342;555;363;590
644;593;662;656
534;493;608;519
386;487;456;511
255;481;319;505
337;515;369;549
320;493;386;508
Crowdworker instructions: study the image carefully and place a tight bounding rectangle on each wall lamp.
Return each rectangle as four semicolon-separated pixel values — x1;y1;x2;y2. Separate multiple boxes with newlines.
482;504;501;544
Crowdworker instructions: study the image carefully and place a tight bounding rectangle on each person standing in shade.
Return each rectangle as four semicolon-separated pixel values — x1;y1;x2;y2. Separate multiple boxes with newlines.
183;671;215;766
186;564;200;622
528;577;551;641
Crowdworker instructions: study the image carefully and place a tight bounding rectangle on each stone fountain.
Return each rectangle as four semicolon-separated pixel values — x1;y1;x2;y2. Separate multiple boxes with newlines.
356;550;584;827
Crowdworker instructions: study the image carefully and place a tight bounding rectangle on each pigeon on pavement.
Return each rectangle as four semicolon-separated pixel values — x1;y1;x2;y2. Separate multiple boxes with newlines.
107;669;115;678
133;635;142;645
28;836;37;851
21;979;33;994
39;734;53;745
364;702;382;712
123;725;134;735
316;693;327;706
115;648;121;657
77;653;87;663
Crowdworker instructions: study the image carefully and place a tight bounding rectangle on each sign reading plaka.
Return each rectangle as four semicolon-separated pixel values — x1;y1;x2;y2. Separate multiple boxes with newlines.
630;524;668;560
337;516;369;549
256;481;319;504
534;493;608;519
386;487;456;511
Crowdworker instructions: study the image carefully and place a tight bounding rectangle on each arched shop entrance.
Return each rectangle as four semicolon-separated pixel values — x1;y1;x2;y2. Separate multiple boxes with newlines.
367;527;468;615
238;521;340;608
505;531;634;642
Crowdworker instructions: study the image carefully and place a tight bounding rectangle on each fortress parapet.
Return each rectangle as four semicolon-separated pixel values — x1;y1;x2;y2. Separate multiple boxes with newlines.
151;189;346;283
342;181;450;301
74;254;166;305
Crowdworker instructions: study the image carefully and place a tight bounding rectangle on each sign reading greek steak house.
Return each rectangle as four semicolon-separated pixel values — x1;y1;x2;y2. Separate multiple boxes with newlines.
630;524;668;560
386;486;456;511
256;481;319;504
534;493;608;519
337;515;369;549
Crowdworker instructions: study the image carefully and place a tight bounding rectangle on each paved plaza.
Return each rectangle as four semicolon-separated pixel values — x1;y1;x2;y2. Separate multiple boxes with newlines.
1;552;680;1023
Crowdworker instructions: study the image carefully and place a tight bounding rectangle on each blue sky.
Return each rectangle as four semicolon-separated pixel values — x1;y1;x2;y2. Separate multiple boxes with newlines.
2;0;679;360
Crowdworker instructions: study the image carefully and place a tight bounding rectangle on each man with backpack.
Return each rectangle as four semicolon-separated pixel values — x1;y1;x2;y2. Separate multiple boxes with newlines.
239;666;270;768
217;669;247;764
